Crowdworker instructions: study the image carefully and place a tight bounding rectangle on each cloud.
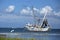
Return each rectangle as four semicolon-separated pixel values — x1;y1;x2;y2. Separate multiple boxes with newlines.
54;11;60;16
33;7;39;12
20;7;40;16
20;6;60;17
40;6;53;14
6;5;15;13
20;6;53;15
20;7;31;14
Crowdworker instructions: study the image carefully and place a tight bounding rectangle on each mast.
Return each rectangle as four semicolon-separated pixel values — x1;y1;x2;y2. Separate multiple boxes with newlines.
32;7;36;25
32;7;40;26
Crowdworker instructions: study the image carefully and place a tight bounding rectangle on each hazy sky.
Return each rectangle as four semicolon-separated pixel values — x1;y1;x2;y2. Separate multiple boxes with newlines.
0;0;60;29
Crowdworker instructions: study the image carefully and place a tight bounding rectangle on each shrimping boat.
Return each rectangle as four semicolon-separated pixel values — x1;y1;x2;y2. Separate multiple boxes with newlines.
24;7;51;31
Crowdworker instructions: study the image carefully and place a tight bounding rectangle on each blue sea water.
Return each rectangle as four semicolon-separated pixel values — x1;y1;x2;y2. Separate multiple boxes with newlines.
0;28;60;40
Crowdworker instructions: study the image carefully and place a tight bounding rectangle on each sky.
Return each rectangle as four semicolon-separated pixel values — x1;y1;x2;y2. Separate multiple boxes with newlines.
0;0;60;29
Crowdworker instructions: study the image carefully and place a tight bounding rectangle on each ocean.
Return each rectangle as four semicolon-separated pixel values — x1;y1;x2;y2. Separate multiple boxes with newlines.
0;28;60;40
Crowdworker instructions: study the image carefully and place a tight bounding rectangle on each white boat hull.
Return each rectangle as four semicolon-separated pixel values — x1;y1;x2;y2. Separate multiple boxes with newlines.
25;26;50;31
